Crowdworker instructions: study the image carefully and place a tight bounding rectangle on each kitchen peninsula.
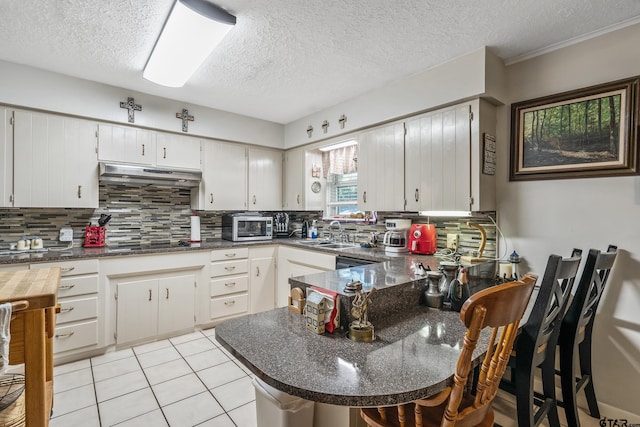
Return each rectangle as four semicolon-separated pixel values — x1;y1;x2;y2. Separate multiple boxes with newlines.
214;263;492;408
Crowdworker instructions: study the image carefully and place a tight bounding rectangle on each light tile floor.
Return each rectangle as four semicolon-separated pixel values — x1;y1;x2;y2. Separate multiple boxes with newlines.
50;328;257;427
50;327;605;427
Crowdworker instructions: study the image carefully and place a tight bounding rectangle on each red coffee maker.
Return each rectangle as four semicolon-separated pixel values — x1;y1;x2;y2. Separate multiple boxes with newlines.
408;224;437;255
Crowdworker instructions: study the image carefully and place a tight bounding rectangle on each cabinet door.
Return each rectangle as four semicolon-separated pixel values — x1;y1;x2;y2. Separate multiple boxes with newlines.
158;274;195;336
0;108;13;207
13;111;98;208
249;257;275;313
97;123;155;165
283;148;304;210
62;118;99;207
357;122;405;211
156;133;201;170
248;147;282;211
405;104;471;211
196;140;247;210
116;278;158;345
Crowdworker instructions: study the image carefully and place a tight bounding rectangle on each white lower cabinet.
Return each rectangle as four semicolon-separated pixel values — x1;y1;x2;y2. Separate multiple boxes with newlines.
249;247;276;314
31;259;100;359
115;273;196;346
209;248;250;321
276;246;336;308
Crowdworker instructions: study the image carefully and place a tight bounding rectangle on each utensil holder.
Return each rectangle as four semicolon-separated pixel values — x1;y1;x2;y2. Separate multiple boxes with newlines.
84;226;106;247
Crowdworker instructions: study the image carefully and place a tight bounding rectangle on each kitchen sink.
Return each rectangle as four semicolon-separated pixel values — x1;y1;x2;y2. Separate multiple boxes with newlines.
315;243;360;249
296;240;359;250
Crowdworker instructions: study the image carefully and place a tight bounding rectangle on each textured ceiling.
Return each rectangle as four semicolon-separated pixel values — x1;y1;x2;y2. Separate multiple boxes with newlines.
1;1;640;124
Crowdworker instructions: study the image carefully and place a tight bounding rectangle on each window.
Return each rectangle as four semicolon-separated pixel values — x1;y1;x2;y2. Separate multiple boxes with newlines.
326;172;358;217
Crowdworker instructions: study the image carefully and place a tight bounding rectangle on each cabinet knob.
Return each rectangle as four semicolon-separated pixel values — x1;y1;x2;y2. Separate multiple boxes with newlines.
61;267;76;273
224;282;236;287
224;300;236;306
148;289;152;301
163;147;167;159
166;288;169;299
60;306;75;313
363;191;367;203
256;266;260;277
415;188;419;202
224;253;236;258
210;193;214;204
77;185;82;199
59;284;76;290
224;266;236;271
297;194;300;204
252;195;257;205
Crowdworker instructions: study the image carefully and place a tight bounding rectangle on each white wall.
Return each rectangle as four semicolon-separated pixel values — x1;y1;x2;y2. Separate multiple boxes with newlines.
284;47;506;148
0;60;284;148
497;23;640;416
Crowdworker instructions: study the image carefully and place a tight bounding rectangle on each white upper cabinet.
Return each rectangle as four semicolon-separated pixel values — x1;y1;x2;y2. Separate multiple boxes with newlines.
357;121;405;211
0;108;13;207
155;132;201;170
283;148;304;210
194;139;247;211
248;147;282;211
13;110;98;208
404;99;495;212
97;123;155;165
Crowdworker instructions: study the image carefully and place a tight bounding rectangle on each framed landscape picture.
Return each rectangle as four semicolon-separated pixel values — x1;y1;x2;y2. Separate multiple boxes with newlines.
510;77;639;181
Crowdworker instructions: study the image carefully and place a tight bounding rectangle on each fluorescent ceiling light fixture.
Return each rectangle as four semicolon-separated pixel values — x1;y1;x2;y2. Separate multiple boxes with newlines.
319;139;358;152
143;0;236;87
419;210;472;217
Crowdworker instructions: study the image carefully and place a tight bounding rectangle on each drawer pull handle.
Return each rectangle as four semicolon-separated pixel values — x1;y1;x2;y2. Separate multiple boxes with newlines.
55;331;75;339
166;288;169;299
224;253;237;258
256;266;260;277
224;266;236;271
61;267;76;273
60;307;75;313
415;188;419;202
59;284;76;291
224;282;236;287
149;289;152;301
224;300;236;306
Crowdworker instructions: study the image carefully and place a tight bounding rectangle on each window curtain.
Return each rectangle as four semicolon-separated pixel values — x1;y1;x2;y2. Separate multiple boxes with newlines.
321;145;357;178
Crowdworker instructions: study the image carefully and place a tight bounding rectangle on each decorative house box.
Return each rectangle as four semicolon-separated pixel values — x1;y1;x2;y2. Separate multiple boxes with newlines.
304;291;328;334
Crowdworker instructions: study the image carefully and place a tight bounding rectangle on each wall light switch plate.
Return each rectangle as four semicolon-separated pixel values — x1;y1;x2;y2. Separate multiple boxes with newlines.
446;233;459;250
59;228;73;242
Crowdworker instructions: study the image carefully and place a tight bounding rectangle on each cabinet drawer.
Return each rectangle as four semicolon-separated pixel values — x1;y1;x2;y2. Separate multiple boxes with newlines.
210;294;248;319
210;275;248;297
57;296;98;324
58;275;98;298
210;260;248;277
211;247;248;262
54;320;98;354
33;259;98;276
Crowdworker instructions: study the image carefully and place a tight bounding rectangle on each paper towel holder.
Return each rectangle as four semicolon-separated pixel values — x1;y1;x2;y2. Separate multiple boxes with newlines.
189;211;201;242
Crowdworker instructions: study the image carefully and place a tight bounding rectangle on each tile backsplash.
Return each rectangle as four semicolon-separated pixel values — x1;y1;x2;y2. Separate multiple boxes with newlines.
0;185;496;258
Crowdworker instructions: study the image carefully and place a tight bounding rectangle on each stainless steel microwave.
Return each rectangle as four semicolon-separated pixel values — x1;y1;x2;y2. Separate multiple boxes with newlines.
222;214;273;241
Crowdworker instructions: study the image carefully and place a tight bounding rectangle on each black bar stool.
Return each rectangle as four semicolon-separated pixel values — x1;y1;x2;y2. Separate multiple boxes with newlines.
557;245;617;427
499;252;582;427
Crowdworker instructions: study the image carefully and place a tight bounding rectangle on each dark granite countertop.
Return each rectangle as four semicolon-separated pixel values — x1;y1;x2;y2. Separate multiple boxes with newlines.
215;306;490;407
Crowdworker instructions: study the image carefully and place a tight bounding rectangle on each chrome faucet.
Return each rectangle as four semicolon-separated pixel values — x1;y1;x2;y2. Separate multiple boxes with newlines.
329;220;343;242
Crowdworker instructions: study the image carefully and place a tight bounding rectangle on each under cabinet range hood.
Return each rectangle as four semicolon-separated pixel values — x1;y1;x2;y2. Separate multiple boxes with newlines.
99;162;202;188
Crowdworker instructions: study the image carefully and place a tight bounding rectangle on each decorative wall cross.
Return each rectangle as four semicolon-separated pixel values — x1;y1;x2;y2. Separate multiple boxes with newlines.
176;108;194;132
120;97;142;123
339;114;347;129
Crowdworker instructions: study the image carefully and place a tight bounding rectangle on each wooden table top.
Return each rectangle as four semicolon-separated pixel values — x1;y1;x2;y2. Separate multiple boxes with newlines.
0;267;60;310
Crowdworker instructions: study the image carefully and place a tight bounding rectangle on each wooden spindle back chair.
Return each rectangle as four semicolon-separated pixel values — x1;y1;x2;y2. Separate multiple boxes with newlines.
360;275;537;427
